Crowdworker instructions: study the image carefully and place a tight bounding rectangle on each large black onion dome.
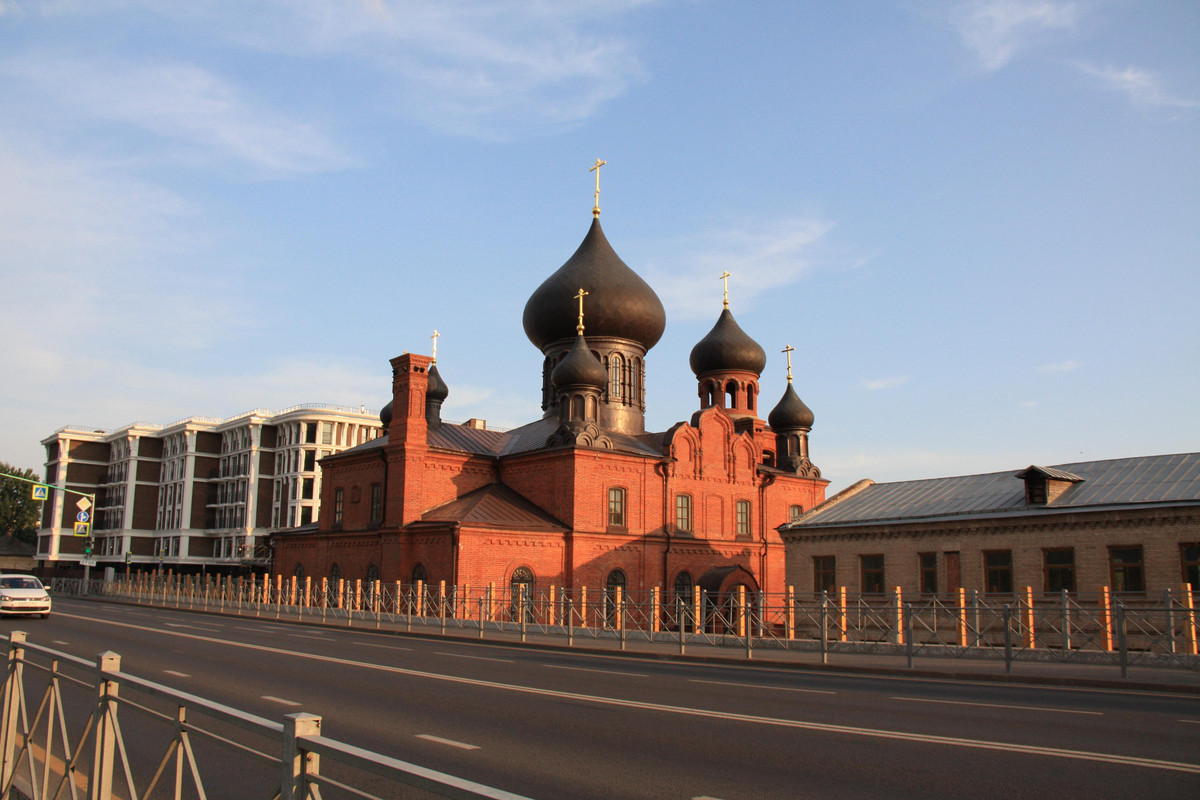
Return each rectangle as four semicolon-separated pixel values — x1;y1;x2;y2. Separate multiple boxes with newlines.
768;382;815;430
689;308;767;376
551;335;607;389
523;218;666;351
379;400;393;427
426;363;449;402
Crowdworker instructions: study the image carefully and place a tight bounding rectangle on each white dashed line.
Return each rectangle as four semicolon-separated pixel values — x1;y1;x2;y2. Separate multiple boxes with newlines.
689;678;835;695
545;664;647;678
262;696;301;707
416;734;479;750
164;670;191;679
435;652;513;663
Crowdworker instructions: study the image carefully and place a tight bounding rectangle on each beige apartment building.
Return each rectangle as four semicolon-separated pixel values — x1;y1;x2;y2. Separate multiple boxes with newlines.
780;452;1200;600
38;405;381;577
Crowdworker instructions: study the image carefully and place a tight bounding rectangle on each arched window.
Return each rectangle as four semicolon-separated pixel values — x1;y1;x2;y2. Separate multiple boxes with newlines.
609;354;624;400
329;563;341;582
724;380;738;410
673;571;693;604
510;566;535;621
605;569;627;609
571;395;585;420
675;494;693;533
747;384;756;411
789;505;804;522
366;563;380;582
293;563;305;578
411;563;427;584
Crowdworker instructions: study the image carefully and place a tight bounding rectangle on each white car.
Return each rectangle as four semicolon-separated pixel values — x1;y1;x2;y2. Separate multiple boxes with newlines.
0;575;52;618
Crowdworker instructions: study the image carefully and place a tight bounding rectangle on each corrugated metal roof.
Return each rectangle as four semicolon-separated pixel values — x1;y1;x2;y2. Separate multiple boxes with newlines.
417;483;567;531
790;452;1200;528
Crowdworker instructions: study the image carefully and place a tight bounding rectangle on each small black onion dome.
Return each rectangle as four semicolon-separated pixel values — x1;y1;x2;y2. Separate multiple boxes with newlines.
426;363;449;403
523;218;666;351
689;308;767;376
768;382;815;430
379;399;393;427
551;335;608;389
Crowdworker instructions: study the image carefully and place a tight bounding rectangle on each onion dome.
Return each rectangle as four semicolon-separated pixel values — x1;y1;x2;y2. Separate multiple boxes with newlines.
426;363;449;403
551;335;607;389
379;400;393;427
523;218;666;351
768;382;815;430
689;308;767;376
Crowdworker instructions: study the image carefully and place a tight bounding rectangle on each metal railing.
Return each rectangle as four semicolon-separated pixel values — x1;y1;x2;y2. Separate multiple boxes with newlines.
0;631;531;800
57;575;1200;677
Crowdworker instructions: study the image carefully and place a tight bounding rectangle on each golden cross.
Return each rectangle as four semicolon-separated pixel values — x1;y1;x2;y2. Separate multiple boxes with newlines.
782;344;795;382
589;158;606;217
574;287;589;335
719;270;731;309
431;330;439;362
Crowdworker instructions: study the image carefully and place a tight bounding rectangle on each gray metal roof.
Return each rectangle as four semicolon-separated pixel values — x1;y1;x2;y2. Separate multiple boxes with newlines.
788;452;1200;529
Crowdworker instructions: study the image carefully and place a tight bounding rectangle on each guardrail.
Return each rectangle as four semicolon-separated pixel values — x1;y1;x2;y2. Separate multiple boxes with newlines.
55;575;1200;678
0;632;532;800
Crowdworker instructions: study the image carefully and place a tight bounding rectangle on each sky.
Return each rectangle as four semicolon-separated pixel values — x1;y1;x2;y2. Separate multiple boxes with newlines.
0;0;1196;494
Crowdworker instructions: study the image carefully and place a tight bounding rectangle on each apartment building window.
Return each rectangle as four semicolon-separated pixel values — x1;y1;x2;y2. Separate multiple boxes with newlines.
984;550;1013;594
369;483;382;524
608;487;626;528
304;450;316;471
333;488;344;526
735;500;751;537
813;556;836;593
675;494;692;533
321;423;333;445
1109;546;1145;593
919;553;938;595
1044;548;1076;593
1183;544;1200;590
861;555;884;595
302;478;314;500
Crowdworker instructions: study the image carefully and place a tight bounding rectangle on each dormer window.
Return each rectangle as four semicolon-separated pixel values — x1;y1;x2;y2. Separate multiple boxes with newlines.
1016;466;1083;506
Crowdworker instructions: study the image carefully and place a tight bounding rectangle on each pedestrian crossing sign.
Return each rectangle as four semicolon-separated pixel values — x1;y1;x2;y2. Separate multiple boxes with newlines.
74;522;91;537
31;485;48;500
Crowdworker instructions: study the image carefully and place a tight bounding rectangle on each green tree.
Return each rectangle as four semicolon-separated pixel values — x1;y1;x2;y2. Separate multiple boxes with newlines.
0;462;42;544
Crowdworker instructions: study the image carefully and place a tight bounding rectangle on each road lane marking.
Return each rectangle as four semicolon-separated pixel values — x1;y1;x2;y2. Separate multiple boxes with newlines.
435;652;513;663
166;623;222;630
289;634;329;640
262;696;301;706
416;734;479;750
890;696;1102;716
56;610;1200;775
164;670;191;679
1181;720;1200;724
545;665;647;678
53;641;69;646
355;642;413;651
690;679;835;695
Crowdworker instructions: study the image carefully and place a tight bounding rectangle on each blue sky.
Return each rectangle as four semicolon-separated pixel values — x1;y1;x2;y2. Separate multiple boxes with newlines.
1;0;1196;493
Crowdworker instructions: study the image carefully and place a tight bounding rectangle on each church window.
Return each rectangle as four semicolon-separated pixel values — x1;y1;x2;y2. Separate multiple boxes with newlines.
369;483;382;523
608;487;626;527
675;494;692;533
329;562;341;582
788;504;803;522
813;556;836;593
735;499;751;537
724;381;737;409
1109;546;1144;593
411;563;427;585
510;566;535;621
605;569;627;621
610;354;624;400
984;551;1013;594
861;555;885;594
571;395;585;420
747;384;756;411
366;563;380;583
293;563;305;578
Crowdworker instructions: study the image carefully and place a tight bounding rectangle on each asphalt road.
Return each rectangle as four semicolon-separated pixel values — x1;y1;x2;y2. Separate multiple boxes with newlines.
3;597;1198;800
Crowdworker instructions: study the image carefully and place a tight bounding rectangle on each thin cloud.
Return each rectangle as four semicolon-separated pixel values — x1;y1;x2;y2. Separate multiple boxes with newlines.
861;376;911;391
942;0;1079;71
1074;63;1199;111
1038;360;1080;374
647;217;835;319
1;54;352;175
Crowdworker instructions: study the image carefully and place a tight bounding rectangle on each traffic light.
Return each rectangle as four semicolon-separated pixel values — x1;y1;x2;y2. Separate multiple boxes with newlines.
84;537;93;556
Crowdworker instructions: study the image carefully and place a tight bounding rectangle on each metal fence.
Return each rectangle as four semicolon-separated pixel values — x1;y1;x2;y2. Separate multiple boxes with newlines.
56;574;1200;677
0;631;532;800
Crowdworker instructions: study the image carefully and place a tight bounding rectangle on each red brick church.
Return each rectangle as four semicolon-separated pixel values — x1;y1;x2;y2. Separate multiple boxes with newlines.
271;197;827;606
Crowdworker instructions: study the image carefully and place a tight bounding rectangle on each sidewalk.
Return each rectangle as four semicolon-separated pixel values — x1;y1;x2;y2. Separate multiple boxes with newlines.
79;594;1200;694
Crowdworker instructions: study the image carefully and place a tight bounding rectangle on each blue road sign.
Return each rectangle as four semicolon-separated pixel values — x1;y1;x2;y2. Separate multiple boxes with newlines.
77;510;90;523
31;486;48;500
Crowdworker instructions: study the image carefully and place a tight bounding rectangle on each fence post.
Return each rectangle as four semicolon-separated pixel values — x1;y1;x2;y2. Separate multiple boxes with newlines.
892;587;903;645
677;596;686;655
617;587;626;651
971;591;981;648
0;632;26;791
692;586;702;637
905;603;914;668
1061;589;1072;651
651;587;660;635
549;585;557;628
478;595;486;639
439;581;447;635
957;587;968;647
1183;584;1198;656
1164;588;1176;655
1022;586;1036;649
820;591;828;665
1002;605;1013;675
1116;603;1129;679
1100;586;1114;651
838;586;848;642
281;713;322;800
786;586;796;641
567;596;575;648
92;651;122;800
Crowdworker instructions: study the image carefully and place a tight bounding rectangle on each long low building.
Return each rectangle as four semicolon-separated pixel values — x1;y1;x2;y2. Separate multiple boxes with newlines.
779;452;1200;600
39;405;382;578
